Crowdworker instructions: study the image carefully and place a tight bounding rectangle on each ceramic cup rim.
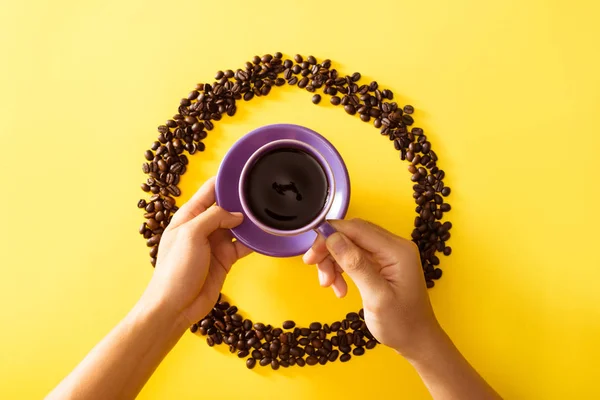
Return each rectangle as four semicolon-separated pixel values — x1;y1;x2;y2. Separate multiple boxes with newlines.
238;139;336;236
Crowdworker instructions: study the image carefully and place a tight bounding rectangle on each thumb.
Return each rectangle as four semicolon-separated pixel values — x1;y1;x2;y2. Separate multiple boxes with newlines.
187;206;244;237
326;232;387;298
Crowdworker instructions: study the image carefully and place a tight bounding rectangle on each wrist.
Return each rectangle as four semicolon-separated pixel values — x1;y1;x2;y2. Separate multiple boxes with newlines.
134;292;190;335
402;325;453;367
394;322;449;365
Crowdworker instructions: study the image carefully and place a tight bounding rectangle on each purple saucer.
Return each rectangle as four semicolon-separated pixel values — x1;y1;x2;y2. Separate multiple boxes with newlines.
215;124;350;257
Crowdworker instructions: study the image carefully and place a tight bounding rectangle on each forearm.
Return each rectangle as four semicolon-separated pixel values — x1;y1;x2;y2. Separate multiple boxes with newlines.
47;296;188;400
408;329;501;400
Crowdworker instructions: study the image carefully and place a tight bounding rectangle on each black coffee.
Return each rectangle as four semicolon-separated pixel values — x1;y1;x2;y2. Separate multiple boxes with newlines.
245;148;328;230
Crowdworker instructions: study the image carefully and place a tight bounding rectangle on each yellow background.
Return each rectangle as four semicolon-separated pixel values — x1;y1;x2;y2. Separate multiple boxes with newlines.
1;0;599;398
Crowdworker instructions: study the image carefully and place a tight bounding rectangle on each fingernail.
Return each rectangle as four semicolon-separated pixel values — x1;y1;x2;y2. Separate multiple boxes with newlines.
332;284;343;298
230;212;244;218
302;252;310;264
327;233;347;256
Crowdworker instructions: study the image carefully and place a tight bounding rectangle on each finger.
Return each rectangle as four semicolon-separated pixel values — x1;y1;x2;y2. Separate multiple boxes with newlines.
303;235;328;265
168;177;217;229
208;227;232;244
329;219;403;255
325;232;387;298
331;272;348;298
187;205;244;238
316;257;336;287
233;240;253;260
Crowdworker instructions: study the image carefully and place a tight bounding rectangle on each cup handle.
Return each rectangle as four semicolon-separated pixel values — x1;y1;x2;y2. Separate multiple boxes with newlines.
315;221;336;238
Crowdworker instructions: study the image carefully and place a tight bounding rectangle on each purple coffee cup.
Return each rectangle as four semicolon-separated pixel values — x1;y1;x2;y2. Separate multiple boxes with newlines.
238;139;337;238
216;123;350;257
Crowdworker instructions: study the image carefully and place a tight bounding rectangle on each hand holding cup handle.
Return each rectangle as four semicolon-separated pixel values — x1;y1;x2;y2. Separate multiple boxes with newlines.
315;221;336;238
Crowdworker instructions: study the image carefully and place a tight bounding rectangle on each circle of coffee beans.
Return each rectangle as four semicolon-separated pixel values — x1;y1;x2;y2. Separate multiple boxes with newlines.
137;53;452;369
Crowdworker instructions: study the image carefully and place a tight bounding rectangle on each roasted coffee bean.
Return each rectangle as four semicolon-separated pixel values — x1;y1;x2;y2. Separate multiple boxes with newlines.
309;322;322;331
330;96;341;105
306;356;318;366
327;350;339;361
290;347;302;357
312;94;321;104
270;359;279;370
298;77;309;88
344;104;356;115
259;357;271;367
350;320;362;330
269;342;280;353
246;358;256;369
232;314;243;323
346;312;359;321
272;328;283;337
366;340;377;349
247;337;258;348
340;354;351;362
402;114;414;125
243;319;253;331
298;338;310;346
282;320;295;329
226;306;238;315
353;347;365;356
147;234;161;246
